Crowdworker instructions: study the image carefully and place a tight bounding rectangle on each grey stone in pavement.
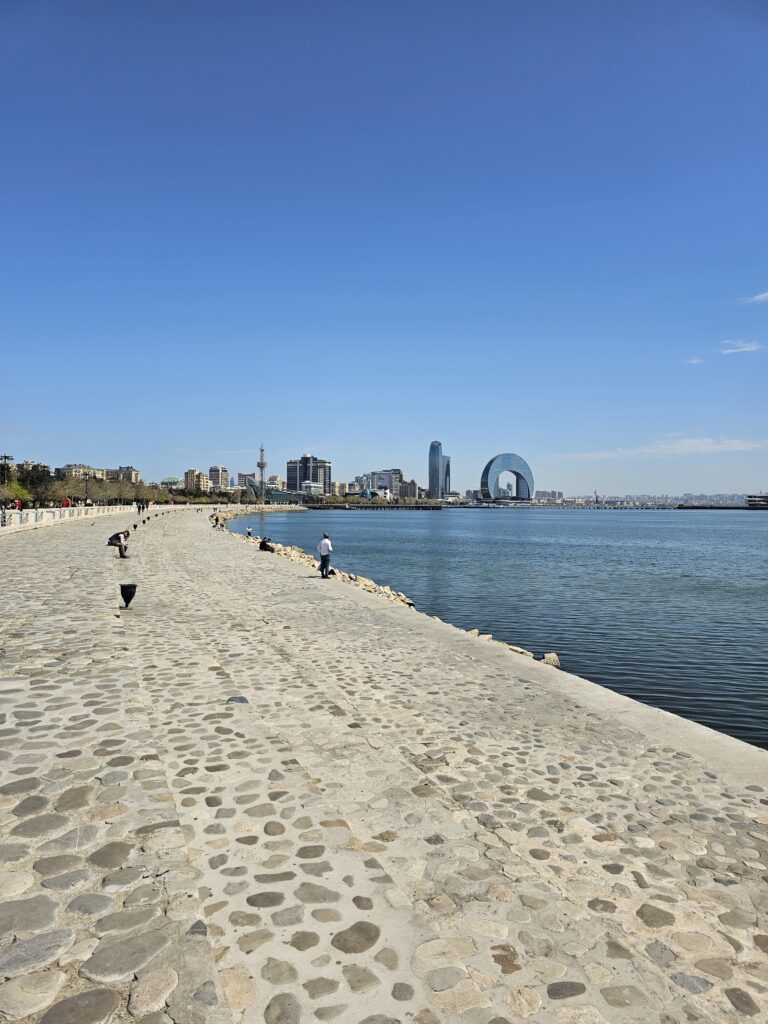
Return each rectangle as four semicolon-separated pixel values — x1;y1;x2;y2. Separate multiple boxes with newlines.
39;988;121;1024
79;929;172;984
0;971;66;1020
0;929;74;978
0;893;58;933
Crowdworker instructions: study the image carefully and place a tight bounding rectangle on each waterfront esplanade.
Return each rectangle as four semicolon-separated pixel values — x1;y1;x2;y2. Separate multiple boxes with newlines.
480;452;534;501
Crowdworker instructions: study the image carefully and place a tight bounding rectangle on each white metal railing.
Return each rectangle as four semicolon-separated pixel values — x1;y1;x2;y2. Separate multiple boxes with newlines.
0;504;134;535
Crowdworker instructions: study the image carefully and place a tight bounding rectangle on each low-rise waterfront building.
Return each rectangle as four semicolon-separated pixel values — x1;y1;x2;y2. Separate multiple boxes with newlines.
106;466;141;484
55;464;107;481
300;480;324;496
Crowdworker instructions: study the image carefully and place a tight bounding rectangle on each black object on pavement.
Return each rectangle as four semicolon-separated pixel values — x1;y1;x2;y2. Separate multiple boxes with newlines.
120;583;137;608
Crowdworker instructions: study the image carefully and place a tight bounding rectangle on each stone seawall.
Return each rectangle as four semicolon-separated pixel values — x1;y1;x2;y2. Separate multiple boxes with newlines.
223;513;545;661
1;507;767;1024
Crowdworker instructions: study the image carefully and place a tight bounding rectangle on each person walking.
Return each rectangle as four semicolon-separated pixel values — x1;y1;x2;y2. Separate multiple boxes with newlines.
317;533;333;578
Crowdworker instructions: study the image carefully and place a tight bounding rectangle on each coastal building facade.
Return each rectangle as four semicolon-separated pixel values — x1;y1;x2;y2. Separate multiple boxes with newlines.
208;465;229;489
287;454;332;495
480;452;534;501
106;466;140;484
184;468;212;493
54;464;142;483
370;469;403;496
55;464;107;481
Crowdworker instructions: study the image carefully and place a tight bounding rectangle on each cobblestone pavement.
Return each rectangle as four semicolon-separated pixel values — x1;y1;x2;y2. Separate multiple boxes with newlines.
1;510;767;1024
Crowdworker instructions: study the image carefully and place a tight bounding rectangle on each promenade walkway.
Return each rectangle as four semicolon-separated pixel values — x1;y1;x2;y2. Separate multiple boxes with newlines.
1;509;767;1024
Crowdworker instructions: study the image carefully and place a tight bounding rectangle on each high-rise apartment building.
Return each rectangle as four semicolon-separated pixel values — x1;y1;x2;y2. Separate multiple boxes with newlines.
399;479;420;499
184;469;211;493
428;441;450;499
238;472;256;488
286;454;332;495
208;465;229;489
370;469;403;495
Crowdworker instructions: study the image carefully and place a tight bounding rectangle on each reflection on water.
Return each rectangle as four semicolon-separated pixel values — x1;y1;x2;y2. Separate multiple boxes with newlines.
229;509;768;750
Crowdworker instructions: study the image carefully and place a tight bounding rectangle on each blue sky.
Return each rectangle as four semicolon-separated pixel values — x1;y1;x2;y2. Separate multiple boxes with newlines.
1;0;766;494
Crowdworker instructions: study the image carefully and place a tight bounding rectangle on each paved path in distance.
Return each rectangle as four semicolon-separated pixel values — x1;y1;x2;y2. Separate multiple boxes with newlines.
1;509;767;1024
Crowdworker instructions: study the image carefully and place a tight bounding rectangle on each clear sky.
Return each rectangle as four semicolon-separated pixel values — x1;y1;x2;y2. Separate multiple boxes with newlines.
2;0;766;494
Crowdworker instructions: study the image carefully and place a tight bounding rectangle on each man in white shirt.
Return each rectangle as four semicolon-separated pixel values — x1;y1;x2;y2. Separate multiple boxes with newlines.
317;533;333;578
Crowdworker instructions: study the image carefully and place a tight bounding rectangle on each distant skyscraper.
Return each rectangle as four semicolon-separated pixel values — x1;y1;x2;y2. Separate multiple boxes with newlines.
428;441;450;498
287;454;332;495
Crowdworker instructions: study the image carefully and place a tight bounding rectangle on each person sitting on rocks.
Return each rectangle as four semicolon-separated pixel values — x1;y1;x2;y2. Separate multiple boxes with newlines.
106;529;130;559
259;536;275;552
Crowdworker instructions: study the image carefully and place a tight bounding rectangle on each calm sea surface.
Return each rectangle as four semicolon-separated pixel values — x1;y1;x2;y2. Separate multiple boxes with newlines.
228;509;768;750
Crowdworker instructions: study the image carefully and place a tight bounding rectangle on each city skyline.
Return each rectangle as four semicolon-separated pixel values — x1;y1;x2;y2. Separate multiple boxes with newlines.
4;440;765;501
2;3;766;494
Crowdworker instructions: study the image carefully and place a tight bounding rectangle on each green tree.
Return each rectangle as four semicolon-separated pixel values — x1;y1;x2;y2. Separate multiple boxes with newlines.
16;464;53;497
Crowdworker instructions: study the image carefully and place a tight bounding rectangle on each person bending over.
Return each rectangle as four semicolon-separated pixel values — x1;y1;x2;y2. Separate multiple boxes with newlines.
106;529;130;559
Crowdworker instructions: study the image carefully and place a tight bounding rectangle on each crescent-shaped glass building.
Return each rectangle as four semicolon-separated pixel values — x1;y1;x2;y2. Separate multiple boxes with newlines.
480;453;534;501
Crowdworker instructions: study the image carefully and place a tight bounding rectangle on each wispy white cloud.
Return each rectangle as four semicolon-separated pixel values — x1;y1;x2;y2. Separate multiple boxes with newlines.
686;356;703;365
566;435;768;461
743;290;768;304
719;339;764;354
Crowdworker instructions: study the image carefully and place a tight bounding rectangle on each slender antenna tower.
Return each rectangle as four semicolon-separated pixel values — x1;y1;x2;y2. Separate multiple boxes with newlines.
0;454;13;486
257;444;268;503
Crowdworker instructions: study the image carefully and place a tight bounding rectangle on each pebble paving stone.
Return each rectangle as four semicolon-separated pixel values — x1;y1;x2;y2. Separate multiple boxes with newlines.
1;507;768;1023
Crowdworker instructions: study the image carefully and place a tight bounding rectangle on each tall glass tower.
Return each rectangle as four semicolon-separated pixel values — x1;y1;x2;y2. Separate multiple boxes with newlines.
428;441;450;498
